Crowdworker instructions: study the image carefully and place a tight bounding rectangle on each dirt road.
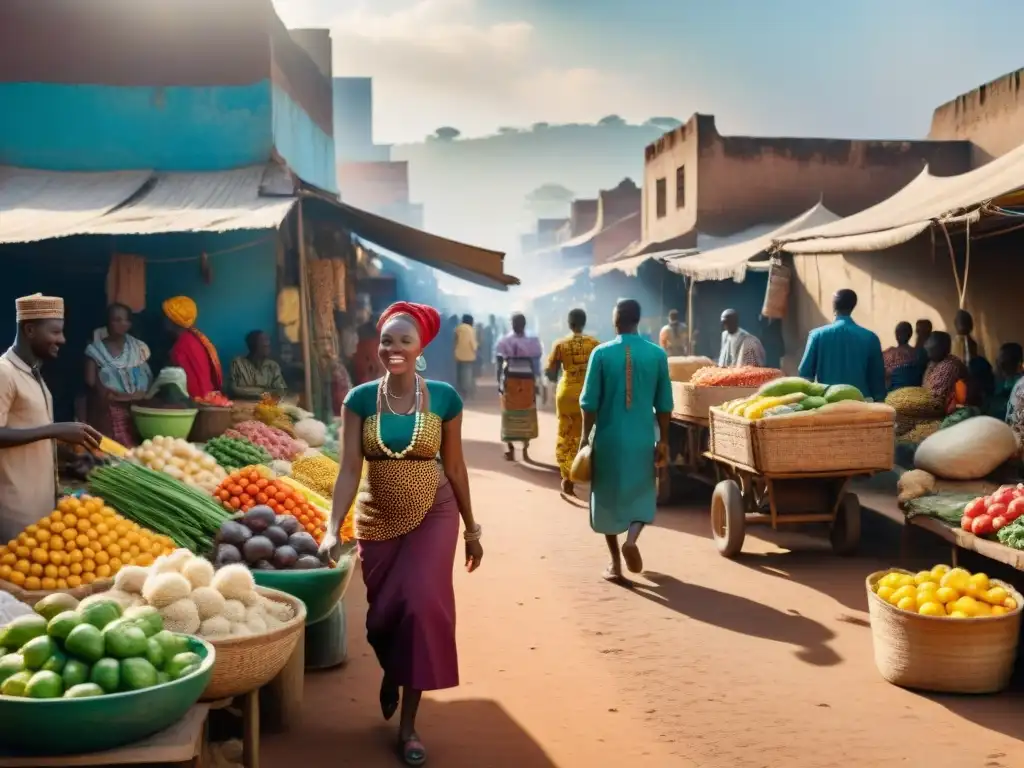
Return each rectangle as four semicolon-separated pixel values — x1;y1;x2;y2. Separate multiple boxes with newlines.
265;401;1024;768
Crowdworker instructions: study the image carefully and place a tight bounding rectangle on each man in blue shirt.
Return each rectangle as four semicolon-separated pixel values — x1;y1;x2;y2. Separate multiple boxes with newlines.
798;289;886;402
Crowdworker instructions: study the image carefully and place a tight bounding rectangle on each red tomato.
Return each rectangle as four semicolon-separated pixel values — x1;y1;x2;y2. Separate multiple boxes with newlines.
964;497;988;519
993;516;1008;531
995;489;1017;507
972;514;995;536
1007;498;1024;521
961;514;973;530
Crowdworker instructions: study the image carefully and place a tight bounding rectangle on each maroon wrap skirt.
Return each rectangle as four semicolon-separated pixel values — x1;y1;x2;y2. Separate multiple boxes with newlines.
357;481;460;691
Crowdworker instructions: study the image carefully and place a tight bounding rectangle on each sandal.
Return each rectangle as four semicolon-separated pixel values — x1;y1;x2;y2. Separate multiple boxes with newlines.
380;677;399;721
561;479;574;496
397;735;427;766
621;542;644;574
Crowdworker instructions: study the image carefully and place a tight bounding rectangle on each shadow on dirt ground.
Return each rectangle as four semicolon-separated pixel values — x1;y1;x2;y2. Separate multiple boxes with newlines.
629;571;842;667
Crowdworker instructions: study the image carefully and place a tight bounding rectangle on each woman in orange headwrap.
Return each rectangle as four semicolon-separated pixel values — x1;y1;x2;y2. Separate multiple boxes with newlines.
162;296;223;399
320;301;482;767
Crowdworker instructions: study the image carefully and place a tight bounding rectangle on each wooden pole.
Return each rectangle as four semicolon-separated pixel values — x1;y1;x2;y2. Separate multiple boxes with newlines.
686;277;695;353
297;201;314;410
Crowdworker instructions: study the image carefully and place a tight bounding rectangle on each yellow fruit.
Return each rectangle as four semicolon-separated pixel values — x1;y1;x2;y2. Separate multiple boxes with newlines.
891;585;917;605
896;596;918;612
918;602;946;617
57;566;68;579
975;602;993;616
940;568;971;593
952;596;981;617
966;573;990;597
991;606;1008;616
82;559;95;574
69;563;82;576
8;570;25;586
95;563;111;579
135;553;154;567
916;582;939;597
24;576;40;591
43;564;57;579
876;585;896;602
94;552;109;566
82;572;96;584
40;577;56;590
983;587;1009;606
35;530;50;543
948;610;970;618
48;551;63;566
30;548;47;565
879;572;903;589
66;575;82;588
1004;597;1018;611
13;560;30;575
28;563;42;577
915;570;938;585
75;534;89;549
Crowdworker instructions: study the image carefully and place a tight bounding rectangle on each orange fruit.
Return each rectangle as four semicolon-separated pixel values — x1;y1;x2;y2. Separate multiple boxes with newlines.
86;529;98;541
62;514;77;528
128;544;140;557
8;570;25;586
49;538;64;552
125;531;140;545
24;525;38;536
13;560;30;575
117;538;130;552
82;559;95;574
49;551;64;566
56;578;68;590
82;572;96;585
50;522;65;534
57;566;69;579
14;546;29;559
62;528;76;542
109;557;122;572
41;577;56;590
66;575;81;588
135;553;154;567
107;543;122;558
76;519;90;533
35;529;51;544
57;499;73;514
0;553;13;566
68;550;83;564
24;576;40;591
69;563;82;576
31;548;47;565
97;535;111;549
89;513;103;526
28;563;42;577
0;565;11;581
95;523;109;536
101;506;117;517
43;564;57;579
114;522;129;536
95;564;111;579
82;547;96;560
75;534;89;549
95;552;109;566
22;537;37;549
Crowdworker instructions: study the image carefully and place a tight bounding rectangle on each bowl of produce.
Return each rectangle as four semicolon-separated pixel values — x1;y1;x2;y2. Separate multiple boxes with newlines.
866;566;1023;694
131;406;199;440
212;506;347;623
0;595;214;755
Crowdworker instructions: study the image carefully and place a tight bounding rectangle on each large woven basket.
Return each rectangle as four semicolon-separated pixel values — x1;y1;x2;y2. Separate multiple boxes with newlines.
0;577;113;608
866;569;1023;694
672;383;757;421
201;586;307;701
709;407;894;474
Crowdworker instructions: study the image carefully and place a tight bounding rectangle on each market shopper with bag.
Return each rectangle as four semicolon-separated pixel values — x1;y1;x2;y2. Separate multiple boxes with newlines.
578;299;673;583
319;301;481;767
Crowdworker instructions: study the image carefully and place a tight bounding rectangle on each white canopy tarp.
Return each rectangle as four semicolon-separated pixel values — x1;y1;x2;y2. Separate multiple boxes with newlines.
774;142;1024;255
521;266;587;300
664;203;841;281
0;165;296;244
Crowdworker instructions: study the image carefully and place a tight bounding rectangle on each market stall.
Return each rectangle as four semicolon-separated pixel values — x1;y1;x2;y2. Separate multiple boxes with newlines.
0;402;355;765
704;376;896;557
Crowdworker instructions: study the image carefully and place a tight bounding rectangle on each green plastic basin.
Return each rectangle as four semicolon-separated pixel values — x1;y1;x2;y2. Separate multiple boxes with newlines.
131;406;199;440
0;636;215;756
252;554;355;624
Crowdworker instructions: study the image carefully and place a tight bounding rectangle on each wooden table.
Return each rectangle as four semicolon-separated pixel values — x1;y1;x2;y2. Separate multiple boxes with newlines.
0;704;210;768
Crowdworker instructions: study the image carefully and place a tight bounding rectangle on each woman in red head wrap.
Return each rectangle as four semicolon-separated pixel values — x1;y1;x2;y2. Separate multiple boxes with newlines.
321;301;481;766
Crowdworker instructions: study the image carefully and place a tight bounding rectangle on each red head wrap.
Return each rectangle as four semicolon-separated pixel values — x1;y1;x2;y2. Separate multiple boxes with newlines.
376;301;442;348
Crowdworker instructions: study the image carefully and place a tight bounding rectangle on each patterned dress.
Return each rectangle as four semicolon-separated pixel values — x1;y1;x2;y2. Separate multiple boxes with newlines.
546;333;600;479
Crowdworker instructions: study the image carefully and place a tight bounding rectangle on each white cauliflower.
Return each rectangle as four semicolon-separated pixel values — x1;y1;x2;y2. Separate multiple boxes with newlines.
211;564;255;601
222;599;246;624
113;565;149;595
142;573;192;609
229;622;252;637
160;598;201;634
190;586;227;621
244;607;267;634
261;597;295;623
181;558;214;590
240;590;263;608
199;616;232;638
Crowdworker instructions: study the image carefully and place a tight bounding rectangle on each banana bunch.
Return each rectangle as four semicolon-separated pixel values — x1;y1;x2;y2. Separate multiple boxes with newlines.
721;393;806;420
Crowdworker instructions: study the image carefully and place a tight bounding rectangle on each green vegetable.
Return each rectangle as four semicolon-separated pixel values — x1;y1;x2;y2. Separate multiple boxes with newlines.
21;636;56;670
997;519;1024;550
61;659;90;689
204;436;271;470
124;605;164;638
89;462;231;551
47;610;83;642
64;683;105;698
0;653;26;684
165;651;202;680
1;670;32;696
65;624;105;664
81;600;122;631
2;614;47;649
152;631;189;662
41;647;67;674
34;593;79;622
26;670;63;699
89;658;121;693
104;624;148;659
120;658;158;691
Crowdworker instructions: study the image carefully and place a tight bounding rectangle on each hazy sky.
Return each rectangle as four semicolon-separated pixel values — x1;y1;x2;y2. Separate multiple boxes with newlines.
272;0;1024;145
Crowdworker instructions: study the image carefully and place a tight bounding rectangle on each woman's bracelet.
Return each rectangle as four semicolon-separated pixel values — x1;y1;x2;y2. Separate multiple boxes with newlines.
463;524;482;542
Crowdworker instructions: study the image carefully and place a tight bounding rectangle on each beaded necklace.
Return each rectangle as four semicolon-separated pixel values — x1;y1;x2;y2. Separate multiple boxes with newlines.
375;374;424;459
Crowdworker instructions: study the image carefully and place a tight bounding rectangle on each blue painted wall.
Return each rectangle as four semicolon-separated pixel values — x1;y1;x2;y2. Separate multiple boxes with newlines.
0;231;278;420
272;84;337;192
0;82;273;171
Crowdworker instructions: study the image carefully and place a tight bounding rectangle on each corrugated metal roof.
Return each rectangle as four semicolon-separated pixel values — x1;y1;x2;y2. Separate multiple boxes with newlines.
774;143;1024;255
665;203;841;281
0;165;296;244
0;167;152;244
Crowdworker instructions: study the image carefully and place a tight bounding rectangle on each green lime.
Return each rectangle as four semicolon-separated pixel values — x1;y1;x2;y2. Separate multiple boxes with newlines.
20;636;55;670
47;610;83;642
63;682;105;699
1;670;32;697
65;624;104;664
89;658;120;694
120;658;158;691
25;670;63;699
61;658;90;689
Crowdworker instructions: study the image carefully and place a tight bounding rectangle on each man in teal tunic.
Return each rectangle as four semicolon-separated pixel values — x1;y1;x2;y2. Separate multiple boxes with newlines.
579;299;673;582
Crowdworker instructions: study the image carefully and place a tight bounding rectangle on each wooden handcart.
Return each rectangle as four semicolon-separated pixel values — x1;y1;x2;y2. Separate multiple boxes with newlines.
705;452;863;558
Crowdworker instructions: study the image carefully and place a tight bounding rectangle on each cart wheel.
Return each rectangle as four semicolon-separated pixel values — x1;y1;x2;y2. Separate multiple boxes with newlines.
830;492;862;556
711;479;746;558
656;465;672;506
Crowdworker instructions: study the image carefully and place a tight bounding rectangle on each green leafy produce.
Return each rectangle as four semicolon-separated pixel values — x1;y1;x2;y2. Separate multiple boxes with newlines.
997;519;1024;550
903;492;974;525
204;436;272;470
89;462;231;551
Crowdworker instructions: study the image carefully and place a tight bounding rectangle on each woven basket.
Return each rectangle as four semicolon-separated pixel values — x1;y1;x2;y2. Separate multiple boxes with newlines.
709;407;894;474
866;569;1023;694
189;406;234;443
201;586;307;701
673;383;757;421
0;577;113;608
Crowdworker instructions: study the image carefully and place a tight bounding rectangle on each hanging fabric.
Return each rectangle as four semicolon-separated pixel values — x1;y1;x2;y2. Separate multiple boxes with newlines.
277;286;301;344
106;253;146;312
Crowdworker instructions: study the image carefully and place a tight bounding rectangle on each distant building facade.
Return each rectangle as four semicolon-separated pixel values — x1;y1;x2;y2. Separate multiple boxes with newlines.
640;113;972;251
